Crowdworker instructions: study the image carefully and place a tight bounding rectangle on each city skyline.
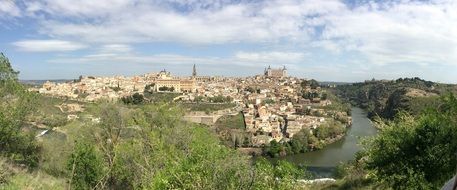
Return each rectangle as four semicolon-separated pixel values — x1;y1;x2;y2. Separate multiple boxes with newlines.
1;0;457;83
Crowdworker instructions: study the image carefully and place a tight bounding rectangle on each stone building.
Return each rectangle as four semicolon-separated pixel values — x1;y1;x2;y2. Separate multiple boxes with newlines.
154;69;196;93
264;66;287;78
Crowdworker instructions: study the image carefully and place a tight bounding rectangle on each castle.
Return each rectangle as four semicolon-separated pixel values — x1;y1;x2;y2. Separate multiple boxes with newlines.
153;65;197;93
264;66;287;78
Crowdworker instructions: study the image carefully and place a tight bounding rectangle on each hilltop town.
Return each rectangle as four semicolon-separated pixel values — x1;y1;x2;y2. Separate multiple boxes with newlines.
31;65;352;149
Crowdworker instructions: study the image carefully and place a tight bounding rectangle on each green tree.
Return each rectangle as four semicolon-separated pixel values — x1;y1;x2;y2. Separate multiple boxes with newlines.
0;53;40;167
67;141;104;190
365;94;457;189
0;53;19;82
265;140;282;157
289;129;310;154
252;158;308;189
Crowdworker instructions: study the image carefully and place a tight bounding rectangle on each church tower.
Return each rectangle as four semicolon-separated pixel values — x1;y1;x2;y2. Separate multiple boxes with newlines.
192;64;197;78
282;65;287;77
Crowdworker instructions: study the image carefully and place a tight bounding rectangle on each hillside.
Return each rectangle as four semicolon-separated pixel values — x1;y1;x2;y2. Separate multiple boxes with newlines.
333;77;457;119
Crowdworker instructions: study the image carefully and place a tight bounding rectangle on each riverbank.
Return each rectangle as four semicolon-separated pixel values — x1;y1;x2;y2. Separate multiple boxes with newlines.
267;107;378;178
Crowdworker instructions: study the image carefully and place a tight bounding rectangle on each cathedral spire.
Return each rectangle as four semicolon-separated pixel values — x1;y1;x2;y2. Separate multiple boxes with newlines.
192;64;197;77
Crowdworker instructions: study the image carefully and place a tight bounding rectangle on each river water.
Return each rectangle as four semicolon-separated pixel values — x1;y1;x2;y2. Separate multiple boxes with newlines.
273;107;378;177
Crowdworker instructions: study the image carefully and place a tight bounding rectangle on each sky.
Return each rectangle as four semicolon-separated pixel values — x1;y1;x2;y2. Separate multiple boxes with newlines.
0;0;456;83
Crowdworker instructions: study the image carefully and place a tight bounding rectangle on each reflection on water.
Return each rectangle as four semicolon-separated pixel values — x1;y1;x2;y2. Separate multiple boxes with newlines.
273;107;378;177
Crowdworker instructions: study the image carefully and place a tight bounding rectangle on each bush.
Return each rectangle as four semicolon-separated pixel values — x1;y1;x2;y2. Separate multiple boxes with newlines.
364;94;457;189
67;141;104;190
0;53;40;168
121;93;144;104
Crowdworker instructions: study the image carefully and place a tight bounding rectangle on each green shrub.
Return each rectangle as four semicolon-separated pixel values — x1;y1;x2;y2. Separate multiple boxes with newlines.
67;141;104;190
365;94;457;189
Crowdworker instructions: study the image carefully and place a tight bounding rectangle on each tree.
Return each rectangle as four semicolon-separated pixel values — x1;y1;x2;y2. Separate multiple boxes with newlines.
67;141;104;190
121;93;144;105
144;83;155;92
265;140;282;157
315;126;330;140
0;53;40;167
252;158;309;189
289;129;310;153
0;53;19;82
364;94;457;189
245;86;255;93
158;86;169;91
131;93;143;104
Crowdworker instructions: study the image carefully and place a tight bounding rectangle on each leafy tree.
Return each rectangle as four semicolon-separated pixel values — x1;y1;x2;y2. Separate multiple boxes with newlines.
0;53;40;167
131;93;143;104
265;140;282;157
289;129;310;154
0;53;19;82
144;83;155;93
315;126;330;140
67;141;104;190
301;79;319;89
245;86;255;93
364;94;457;189
252;158;308;189
158;86;169;91
121;93;144;104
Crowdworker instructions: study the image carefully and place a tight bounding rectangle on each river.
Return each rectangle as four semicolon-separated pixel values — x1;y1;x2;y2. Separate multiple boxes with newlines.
273;107;378;177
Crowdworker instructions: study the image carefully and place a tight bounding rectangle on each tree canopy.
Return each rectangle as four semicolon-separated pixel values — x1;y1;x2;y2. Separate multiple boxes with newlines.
364;93;457;189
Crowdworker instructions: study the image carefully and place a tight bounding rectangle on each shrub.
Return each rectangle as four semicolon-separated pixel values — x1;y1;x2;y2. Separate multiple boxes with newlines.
67;141;104;190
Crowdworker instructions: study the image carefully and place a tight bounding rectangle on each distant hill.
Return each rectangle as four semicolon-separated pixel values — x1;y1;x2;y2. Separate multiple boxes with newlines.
333;77;457;119
318;81;353;86
20;79;73;87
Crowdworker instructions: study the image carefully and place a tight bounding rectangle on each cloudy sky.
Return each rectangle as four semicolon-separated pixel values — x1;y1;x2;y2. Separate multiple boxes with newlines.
0;0;456;83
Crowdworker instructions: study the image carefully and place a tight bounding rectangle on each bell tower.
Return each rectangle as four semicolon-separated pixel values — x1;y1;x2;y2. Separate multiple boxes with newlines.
192;64;197;78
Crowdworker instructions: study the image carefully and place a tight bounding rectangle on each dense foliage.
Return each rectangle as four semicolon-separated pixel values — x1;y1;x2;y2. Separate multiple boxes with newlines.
121;92;144;104
0;53;40;167
264;124;346;157
67;141;104;190
364;94;457;189
61;103;310;189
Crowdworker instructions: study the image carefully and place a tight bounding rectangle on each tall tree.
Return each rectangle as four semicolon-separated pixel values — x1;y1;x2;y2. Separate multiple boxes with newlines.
0;53;19;82
0;53;39;167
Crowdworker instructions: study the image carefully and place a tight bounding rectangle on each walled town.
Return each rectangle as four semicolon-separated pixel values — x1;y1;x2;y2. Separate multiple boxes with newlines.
32;65;351;147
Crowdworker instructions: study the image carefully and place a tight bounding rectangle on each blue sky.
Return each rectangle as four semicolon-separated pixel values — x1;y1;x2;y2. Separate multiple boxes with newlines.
0;0;456;83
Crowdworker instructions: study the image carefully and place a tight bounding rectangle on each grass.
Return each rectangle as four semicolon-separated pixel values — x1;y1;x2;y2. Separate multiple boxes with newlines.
215;113;245;130
144;92;181;103
1;170;67;190
0;158;67;190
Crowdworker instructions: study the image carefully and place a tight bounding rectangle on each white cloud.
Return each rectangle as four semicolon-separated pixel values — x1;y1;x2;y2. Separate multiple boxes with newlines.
0;1;21;17
48;50;305;70
23;0;457;66
317;0;457;65
12;40;87;52
235;51;305;64
4;0;457;82
99;44;133;53
28;0;341;44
